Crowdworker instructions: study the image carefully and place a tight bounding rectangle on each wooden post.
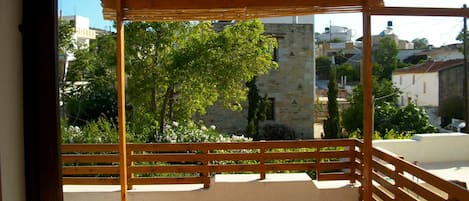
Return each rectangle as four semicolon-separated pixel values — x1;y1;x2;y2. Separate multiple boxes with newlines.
202;149;210;188
362;4;373;201
260;147;266;180
315;144;321;180
127;149;134;190
116;0;128;200
349;144;356;184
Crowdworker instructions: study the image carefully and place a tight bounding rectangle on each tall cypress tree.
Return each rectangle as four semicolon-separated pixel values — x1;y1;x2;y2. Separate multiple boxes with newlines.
246;77;260;139
324;66;340;139
246;76;268;140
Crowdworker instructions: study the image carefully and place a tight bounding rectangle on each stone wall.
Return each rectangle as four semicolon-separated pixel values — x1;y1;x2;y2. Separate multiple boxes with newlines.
196;23;315;138
438;64;464;124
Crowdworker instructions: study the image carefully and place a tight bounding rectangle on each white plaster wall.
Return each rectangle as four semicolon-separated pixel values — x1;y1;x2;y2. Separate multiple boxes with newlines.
392;72;438;107
0;0;25;201
373;133;469;163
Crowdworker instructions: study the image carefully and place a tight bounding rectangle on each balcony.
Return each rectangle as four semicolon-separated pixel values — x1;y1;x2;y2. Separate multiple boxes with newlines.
62;136;469;201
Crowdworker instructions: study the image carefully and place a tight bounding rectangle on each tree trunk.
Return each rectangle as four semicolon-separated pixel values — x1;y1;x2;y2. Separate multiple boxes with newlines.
168;85;175;121
151;85;157;114
159;86;171;134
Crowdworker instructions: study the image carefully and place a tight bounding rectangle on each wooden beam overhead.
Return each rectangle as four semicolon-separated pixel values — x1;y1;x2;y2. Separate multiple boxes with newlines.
103;0;363;10
101;0;373;21
370;7;469;18
101;0;469;21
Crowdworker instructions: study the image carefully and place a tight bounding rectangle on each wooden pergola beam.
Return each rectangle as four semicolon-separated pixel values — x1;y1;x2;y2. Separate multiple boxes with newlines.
371;7;469;17
102;0;364;10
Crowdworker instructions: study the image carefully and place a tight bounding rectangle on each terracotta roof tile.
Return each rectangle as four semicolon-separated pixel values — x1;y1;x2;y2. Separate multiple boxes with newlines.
393;59;464;75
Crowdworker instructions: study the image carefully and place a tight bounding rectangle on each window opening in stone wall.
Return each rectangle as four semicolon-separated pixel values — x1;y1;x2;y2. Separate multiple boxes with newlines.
266;97;275;120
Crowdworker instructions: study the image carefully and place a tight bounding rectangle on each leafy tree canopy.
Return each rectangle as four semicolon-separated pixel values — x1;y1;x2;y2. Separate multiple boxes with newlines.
316;56;332;80
411;38;429;49
341;78;436;136
373;36;398;80
124;21;278;134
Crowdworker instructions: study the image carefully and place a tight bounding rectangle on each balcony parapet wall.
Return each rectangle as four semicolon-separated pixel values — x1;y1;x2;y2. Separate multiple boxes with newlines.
373;133;469;163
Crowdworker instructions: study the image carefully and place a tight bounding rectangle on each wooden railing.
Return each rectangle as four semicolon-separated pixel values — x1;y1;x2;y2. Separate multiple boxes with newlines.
354;140;469;201
62;144;120;185
62;139;469;200
62;139;356;188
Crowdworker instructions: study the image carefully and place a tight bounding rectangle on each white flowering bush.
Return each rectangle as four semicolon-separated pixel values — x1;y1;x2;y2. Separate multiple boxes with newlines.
156;121;252;143
62;118;251;144
61;117;120;143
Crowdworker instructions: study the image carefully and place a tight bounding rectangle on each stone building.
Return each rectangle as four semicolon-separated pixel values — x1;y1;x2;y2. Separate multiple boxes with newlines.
196;17;316;139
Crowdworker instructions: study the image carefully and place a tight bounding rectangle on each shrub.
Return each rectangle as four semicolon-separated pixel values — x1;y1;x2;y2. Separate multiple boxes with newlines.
260;123;296;140
157;121;252;143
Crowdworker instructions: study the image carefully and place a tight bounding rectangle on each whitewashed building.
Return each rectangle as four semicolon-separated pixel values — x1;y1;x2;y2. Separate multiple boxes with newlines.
392;59;464;107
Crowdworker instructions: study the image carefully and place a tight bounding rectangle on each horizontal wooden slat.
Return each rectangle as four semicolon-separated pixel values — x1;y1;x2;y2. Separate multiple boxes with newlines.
62;144;119;152
62;154;119;163
130;151;351;163
129;165;205;174
130;153;206;162
372;160;395;180
318;172;351;181
397;173;446;201
317;151;351;158
127;140;355;152
63;177;120;185
63;166;120;175
395;187;418;201
317;162;352;171
393;158;469;199
354;151;363;160
129;177;205;185
372;172;396;195
372;148;399;164
372;185;394;201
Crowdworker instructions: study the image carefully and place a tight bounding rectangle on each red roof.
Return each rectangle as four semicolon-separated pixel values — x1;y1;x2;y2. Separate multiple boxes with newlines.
393;59;464;75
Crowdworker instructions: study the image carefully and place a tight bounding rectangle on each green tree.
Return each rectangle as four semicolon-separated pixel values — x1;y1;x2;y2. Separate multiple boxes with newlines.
342;78;435;136
63;34;118;126
324;66;340;139
124;21;278;135
341;78;400;133
456;27;468;56
336;63;358;82
373;36;398;80
58;20;75;84
316;56;332;80
412;38;429;49
58;20;75;56
246;77;268;140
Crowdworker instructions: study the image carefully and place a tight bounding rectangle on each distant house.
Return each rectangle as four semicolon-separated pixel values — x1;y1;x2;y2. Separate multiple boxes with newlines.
59;16;97;82
414;44;464;62
392;59;465;126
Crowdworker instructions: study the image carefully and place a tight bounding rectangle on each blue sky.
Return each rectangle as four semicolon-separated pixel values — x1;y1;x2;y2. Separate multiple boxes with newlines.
59;0;468;47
